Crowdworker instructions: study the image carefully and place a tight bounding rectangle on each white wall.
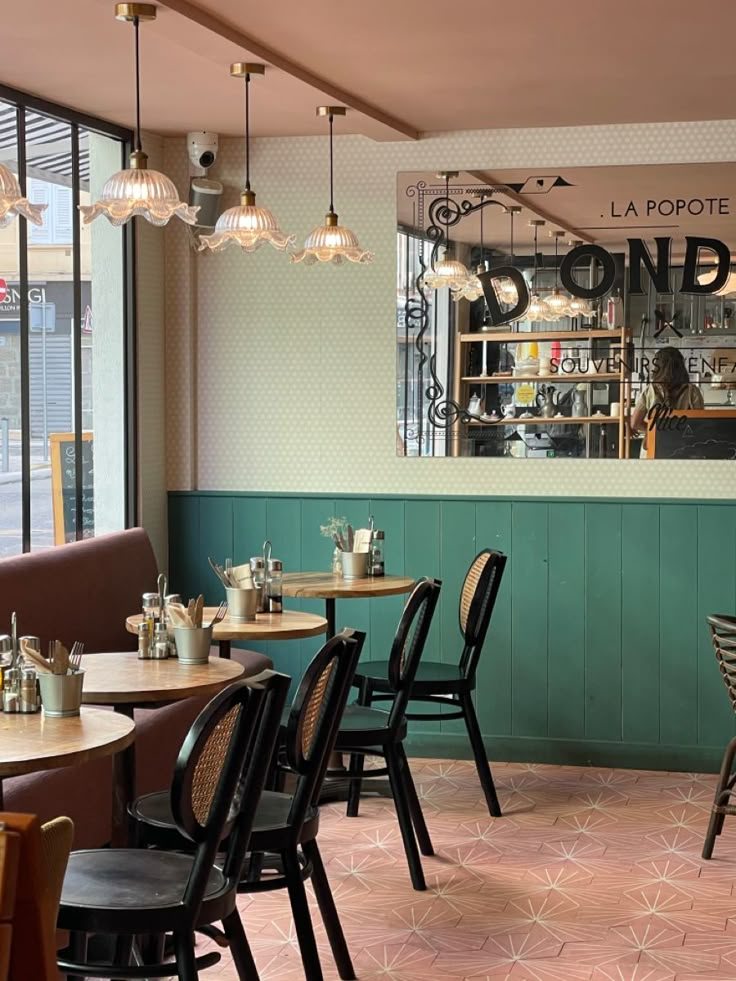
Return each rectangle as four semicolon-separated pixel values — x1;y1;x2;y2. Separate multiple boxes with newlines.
163;119;736;499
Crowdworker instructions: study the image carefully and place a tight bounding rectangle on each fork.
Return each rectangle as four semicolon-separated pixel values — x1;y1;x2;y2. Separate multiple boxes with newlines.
207;602;228;629
70;641;84;673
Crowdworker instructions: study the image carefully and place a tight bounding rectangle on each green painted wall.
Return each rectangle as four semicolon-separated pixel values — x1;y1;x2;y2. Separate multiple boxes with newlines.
168;491;736;773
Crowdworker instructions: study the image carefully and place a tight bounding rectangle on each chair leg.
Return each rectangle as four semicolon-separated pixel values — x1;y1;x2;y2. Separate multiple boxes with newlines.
66;930;88;981
222;909;259;980
461;691;502;817
282;847;325;981
703;734;736;859
397;744;433;856
303;839;355;980
346;751;365;818
386;746;426;891
174;930;199;981
346;678;372;818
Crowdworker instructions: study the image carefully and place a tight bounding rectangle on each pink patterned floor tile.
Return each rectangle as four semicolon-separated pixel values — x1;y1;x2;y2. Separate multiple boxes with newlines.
204;758;736;980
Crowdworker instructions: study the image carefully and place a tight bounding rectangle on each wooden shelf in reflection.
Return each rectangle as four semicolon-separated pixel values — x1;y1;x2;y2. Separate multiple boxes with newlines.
459;327;630;344
462;373;621;383
463;416;621;426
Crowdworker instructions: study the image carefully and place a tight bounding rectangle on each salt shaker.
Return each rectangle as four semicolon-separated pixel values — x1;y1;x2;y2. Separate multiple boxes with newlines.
137;622;152;660
20;666;38;713
266;559;283;613
3;667;20;713
250;557;266;612
369;530;385;577
152;623;169;660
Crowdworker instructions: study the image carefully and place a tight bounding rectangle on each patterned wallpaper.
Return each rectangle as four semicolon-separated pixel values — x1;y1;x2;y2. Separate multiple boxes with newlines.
162;119;736;498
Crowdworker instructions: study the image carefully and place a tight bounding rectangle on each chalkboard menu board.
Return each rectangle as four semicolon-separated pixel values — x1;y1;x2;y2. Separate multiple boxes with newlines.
50;433;94;545
650;411;736;460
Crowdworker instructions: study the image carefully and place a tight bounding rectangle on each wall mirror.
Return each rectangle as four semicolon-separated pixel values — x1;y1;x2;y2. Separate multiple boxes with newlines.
396;163;736;460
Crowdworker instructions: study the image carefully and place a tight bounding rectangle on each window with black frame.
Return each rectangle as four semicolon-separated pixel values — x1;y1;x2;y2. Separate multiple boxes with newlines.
0;87;134;555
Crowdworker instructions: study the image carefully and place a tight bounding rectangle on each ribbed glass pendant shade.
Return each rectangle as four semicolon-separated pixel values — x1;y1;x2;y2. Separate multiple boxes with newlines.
81;155;198;227
291;214;373;265
425;258;471;291
452;266;484;303
0;162;46;227
199;191;295;253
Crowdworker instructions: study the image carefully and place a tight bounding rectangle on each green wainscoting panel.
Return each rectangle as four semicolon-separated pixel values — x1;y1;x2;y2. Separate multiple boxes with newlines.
168;491;736;773
621;505;661;745
547;503;585;740
659;506;699;748
697;506;736;747
585;504;623;742
510;503;549;738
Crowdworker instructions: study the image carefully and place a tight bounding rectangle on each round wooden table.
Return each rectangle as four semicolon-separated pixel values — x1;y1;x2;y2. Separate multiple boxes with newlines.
281;572;416;799
125;609;328;659
0;707;135;810
281;573;416;636
81;651;246;845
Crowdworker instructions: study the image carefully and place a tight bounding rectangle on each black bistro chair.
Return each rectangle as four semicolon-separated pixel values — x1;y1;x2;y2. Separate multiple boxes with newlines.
349;550;506;818
131;630;365;981
57;671;290;981
703;614;736;859
337;577;442;891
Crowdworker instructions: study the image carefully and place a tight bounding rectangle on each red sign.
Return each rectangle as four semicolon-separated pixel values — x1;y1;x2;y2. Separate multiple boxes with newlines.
0;279;6;302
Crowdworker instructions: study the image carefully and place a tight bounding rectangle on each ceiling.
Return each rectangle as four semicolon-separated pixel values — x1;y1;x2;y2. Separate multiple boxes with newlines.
2;0;736;141
397;164;736;259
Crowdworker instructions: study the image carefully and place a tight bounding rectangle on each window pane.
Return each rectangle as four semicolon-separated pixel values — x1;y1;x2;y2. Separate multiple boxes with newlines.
0;101;23;556
25;110;74;550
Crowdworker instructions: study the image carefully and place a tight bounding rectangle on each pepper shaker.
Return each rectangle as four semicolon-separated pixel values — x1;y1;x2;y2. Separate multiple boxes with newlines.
266;559;283;613
20;666;39;713
3;667;20;713
137;622;152;660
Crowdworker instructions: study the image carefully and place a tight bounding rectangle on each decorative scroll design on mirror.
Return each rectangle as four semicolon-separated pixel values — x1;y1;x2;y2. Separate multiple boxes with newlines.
403;179;508;439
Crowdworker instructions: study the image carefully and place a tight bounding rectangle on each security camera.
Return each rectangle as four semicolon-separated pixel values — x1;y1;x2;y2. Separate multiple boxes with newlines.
187;132;219;172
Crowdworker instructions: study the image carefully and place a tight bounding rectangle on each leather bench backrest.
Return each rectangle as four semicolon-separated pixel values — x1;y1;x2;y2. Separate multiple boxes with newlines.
0;528;158;653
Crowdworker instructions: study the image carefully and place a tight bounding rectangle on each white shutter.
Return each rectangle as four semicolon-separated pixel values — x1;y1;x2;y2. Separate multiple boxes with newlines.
28;179;51;244
53;186;73;243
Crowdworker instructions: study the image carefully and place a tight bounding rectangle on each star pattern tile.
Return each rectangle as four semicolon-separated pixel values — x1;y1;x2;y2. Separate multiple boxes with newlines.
104;757;736;980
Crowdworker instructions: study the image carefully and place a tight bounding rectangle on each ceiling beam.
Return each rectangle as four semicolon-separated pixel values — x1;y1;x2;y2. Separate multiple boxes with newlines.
158;0;420;141
468;170;596;245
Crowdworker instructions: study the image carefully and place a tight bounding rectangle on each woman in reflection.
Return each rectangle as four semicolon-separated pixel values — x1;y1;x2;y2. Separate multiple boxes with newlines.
631;346;704;458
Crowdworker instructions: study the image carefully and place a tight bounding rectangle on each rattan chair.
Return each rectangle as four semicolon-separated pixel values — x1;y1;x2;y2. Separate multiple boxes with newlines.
348;551;506;818
703;614;736;859
57;671;290;980
130;630;365;981
337;578;442;891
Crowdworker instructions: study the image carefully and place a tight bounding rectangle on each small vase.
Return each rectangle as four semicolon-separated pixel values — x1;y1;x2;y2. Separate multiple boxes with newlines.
332;546;343;576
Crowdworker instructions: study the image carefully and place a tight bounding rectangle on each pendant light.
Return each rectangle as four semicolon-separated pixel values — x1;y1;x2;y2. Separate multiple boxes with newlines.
452;192;489;303
0;164;46;228
544;231;572;320
496;206;521;305
424;172;470;291
526;220;547;321
80;4;198;227
199;64;294;253
291;106;373;265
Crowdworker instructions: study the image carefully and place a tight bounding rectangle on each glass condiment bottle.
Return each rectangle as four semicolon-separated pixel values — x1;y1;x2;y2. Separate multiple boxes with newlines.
250;557;266;612
142;592;159;640
20;666;38;713
3;667;20;713
152;623;170;660
369;530;385;577
266;559;283;613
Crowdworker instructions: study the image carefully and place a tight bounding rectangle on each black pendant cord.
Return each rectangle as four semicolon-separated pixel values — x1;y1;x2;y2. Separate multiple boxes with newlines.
244;73;251;192
328;111;335;215
509;210;515;267
554;235;560;289
479;203;485;270
133;16;142;153
445;174;450;255
533;224;539;290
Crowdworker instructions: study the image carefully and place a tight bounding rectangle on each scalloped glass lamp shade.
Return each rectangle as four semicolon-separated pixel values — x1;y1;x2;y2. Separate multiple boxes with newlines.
80;153;198;227
544;289;572;319
451;269;484;303
291;214;373;265
199;191;295;253
567;294;593;316
0;163;46;228
425;257;470;291
526;294;548;321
